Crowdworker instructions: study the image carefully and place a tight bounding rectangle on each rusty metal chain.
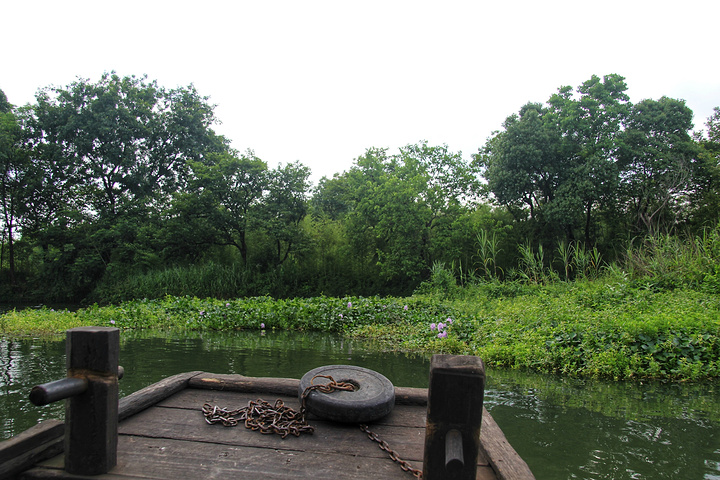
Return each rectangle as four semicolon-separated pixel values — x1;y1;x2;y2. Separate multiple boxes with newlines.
202;399;314;438
299;374;355;417
202;374;422;478
202;375;355;439
360;423;423;478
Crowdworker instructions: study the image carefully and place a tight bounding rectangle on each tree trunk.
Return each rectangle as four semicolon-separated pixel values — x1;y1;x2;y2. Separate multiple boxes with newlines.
6;222;16;285
239;230;248;265
584;202;592;247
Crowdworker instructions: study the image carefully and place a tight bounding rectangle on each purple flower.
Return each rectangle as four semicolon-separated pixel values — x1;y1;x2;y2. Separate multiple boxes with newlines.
260;323;265;329
404;305;408;311
110;320;116;325
226;303;231;307
437;323;445;331
437;331;448;339
430;323;437;330
199;310;205;316
347;302;352;308
339;313;344;319
447;317;453;324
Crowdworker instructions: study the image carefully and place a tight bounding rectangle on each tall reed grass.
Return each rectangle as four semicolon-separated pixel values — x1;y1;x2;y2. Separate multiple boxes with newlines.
622;225;720;293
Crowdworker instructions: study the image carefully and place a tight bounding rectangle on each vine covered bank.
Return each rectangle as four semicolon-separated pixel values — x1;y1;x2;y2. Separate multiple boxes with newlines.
2;278;718;381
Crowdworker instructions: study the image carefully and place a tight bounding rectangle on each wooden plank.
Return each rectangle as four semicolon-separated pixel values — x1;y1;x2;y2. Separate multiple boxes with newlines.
479;411;536;480
394;386;427;405
157;388;430;429
188;372;299;396
0;420;64;479
122;389;493;468
19;464;129;480
118;371;202;421
119;396;428;463
24;435;497;480
154;383;496;467
188;372;429;406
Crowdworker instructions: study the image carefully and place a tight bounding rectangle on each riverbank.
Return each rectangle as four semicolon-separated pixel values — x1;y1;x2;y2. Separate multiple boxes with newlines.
2;279;719;380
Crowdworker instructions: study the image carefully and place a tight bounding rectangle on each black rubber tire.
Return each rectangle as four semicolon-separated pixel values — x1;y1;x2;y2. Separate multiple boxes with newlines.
298;365;395;424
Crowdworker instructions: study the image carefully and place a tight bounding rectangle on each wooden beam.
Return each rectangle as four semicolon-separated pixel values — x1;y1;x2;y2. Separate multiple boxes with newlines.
63;326;120;475
0;420;64;479
423;354;485;480
119;371;202;420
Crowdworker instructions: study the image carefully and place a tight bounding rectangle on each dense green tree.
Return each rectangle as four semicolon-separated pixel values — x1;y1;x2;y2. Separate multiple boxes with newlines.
688;107;720;228
478;103;566;225
28;72;225;219
547;74;630;244
177;150;268;264
0;90;10;112
481;74;632;248
617;97;696;234
0;90;27;285
261;161;311;266
329;142;480;289
310;174;353;220
11;74;229;300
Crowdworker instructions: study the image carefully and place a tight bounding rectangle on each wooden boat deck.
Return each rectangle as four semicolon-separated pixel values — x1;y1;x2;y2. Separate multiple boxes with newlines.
9;372;535;480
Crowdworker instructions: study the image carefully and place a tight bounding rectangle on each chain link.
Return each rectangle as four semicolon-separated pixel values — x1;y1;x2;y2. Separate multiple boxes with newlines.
360;423;423;478
202;375;355;439
202;399;314;438
299;374;356;417
202;374;421;477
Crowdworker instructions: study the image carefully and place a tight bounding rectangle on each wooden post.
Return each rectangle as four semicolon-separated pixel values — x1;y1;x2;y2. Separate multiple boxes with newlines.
64;326;120;475
423;354;485;480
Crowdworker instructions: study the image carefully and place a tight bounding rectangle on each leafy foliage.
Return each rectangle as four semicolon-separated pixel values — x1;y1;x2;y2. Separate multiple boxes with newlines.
1;73;720;310
3;281;718;381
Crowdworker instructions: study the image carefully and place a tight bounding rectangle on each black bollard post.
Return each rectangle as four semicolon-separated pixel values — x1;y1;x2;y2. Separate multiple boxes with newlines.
423;354;485;480
64;326;120;475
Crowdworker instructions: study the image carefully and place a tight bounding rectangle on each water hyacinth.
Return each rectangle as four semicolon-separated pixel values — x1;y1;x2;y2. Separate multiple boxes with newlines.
430;322;437;330
260;323;265;329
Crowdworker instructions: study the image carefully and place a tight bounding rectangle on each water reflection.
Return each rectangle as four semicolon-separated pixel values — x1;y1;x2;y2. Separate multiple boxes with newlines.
485;369;720;479
1;330;719;480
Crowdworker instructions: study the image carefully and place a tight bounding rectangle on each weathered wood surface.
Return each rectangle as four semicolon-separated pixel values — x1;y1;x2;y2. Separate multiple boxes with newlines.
118;371;202;420
188;372;429;405
479;411;536;480
188;372;534;480
423;354;485;480
63;327;120;475
16;372;534;480
0;420;64;479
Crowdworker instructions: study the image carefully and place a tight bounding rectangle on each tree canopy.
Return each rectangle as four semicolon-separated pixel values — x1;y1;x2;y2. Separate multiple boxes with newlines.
479;74;706;249
1;74;718;302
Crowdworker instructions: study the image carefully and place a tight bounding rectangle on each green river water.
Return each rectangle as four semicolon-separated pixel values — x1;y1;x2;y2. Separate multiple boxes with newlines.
1;330;718;479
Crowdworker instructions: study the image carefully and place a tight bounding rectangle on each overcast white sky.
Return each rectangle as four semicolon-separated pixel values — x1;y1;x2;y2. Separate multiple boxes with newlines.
2;1;718;184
